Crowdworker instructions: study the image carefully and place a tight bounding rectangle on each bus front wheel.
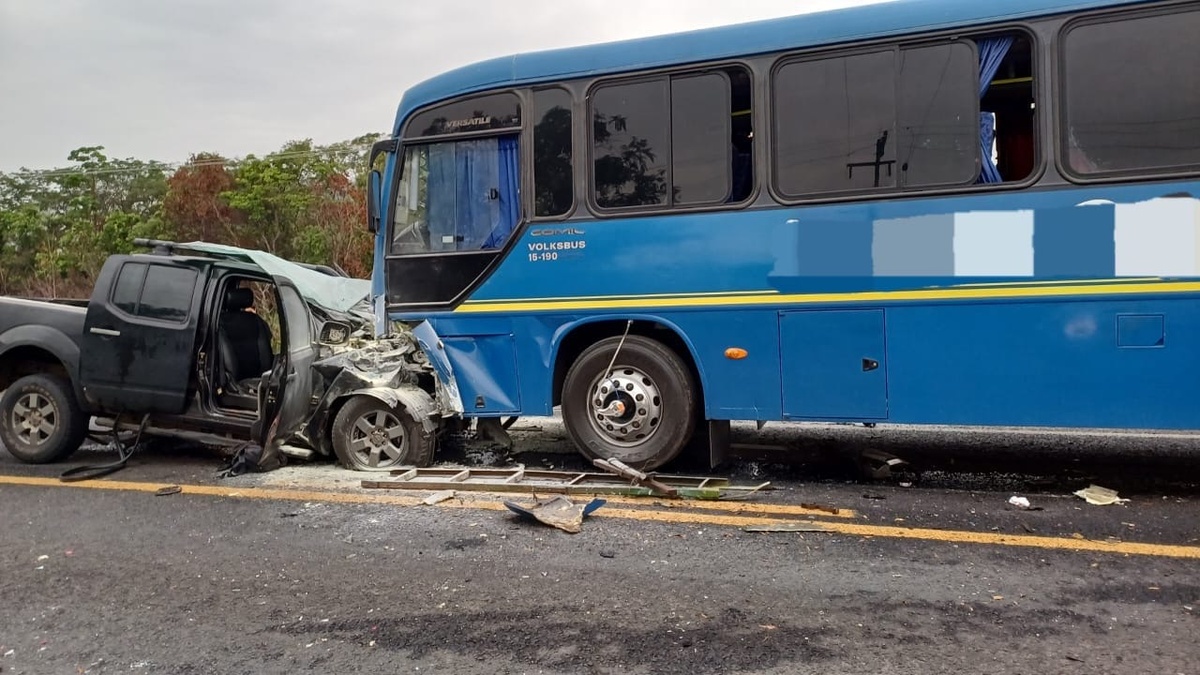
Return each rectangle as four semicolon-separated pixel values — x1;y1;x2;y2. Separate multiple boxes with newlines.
561;335;697;471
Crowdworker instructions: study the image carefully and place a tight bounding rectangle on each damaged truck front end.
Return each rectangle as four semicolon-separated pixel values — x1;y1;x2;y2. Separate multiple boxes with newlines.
295;325;458;471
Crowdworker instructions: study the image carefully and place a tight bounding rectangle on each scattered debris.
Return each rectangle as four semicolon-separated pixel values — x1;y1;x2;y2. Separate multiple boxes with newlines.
421;490;456;505
742;522;831;533
800;503;841;516
504;495;606;534
473;417;514;450
155;485;182;496
1074;485;1130;506
594;457;682;497
1007;495;1044;511
362;465;770;499
856;448;908;480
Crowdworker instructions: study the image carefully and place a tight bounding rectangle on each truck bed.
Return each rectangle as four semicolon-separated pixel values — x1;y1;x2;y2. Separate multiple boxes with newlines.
0;296;87;342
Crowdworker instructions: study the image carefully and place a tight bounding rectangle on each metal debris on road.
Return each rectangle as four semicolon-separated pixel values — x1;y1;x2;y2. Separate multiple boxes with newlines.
593;457;682;498
503;495;606;533
1073;485;1131;506
361;465;771;499
800;503;842;516
857;448;909;480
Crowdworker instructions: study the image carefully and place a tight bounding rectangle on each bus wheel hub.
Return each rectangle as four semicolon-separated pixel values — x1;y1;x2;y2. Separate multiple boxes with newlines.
589;367;662;447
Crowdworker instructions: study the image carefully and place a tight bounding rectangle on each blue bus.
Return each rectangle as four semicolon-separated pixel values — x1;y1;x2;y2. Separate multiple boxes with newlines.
364;0;1200;470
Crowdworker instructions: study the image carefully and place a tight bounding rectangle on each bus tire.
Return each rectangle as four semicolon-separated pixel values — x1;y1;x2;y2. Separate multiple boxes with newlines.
0;373;88;464
330;396;434;471
562;335;697;471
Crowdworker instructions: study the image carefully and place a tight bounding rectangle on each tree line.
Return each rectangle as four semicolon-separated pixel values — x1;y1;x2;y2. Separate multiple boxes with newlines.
0;134;381;298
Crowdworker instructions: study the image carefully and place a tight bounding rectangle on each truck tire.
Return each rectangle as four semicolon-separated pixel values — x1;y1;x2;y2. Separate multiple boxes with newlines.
561;335;697;471
330;396;434;471
0;373;88;464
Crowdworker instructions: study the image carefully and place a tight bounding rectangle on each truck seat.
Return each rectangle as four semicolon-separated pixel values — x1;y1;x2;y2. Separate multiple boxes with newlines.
218;288;274;398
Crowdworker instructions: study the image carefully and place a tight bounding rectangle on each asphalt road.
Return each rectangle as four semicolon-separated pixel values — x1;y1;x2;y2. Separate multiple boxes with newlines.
2;420;1199;675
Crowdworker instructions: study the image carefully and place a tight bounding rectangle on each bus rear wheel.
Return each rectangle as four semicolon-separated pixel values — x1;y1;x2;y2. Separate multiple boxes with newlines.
561;335;697;471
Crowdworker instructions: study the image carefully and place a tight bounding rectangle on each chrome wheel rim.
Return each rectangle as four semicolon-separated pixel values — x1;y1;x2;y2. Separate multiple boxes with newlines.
348;410;407;468
586;365;663;448
12;392;58;447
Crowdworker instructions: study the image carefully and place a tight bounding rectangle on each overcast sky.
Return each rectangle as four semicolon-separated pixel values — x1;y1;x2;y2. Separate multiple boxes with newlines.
0;0;883;172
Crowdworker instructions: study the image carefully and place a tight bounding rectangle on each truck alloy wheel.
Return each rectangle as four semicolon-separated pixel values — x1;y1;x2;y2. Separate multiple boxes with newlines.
331;396;434;471
0;374;88;464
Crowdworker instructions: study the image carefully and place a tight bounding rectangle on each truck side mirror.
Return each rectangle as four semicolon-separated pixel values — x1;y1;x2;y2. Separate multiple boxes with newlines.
367;170;382;235
319;321;353;346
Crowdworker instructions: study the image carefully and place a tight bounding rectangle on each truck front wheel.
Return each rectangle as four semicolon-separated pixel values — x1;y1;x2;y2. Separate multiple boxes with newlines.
0;374;88;464
330;396;434;471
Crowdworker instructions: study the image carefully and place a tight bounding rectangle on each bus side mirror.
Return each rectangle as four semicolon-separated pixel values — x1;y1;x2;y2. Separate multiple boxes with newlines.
367;170;382;234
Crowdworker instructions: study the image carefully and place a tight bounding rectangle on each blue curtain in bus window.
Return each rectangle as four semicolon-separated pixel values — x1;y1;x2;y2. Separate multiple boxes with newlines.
483;135;520;250
425;136;520;252
978;36;1013;184
426;143;459;252
454;138;501;251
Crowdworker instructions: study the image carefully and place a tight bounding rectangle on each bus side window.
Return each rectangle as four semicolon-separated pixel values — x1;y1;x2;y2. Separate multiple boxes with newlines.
728;67;754;203
533;88;574;218
976;32;1037;184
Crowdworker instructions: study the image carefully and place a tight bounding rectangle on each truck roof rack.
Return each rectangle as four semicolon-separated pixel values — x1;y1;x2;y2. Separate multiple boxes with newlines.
132;238;177;255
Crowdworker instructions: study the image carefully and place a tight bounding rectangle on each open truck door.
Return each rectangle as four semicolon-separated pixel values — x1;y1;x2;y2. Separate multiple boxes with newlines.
253;278;316;464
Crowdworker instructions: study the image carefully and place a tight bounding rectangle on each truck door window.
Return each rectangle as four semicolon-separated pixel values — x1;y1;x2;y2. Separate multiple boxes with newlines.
278;285;311;351
139;266;199;322
110;262;198;323
111;263;147;315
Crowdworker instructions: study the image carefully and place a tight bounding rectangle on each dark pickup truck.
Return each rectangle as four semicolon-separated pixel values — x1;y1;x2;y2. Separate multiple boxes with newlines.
0;240;444;472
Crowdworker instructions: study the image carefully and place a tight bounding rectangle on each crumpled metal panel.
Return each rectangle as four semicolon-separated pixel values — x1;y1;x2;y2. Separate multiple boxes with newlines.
179;241;372;312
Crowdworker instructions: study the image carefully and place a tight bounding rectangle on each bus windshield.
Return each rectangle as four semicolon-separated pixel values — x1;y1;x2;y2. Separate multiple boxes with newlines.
391;136;520;256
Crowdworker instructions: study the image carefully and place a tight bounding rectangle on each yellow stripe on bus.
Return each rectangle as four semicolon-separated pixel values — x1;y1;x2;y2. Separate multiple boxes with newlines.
456;280;1200;314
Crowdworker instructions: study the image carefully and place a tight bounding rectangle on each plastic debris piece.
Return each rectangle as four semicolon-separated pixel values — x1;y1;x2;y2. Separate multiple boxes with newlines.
1008;496;1032;509
1073;485;1130;506
504;495;606;534
155;485;182;496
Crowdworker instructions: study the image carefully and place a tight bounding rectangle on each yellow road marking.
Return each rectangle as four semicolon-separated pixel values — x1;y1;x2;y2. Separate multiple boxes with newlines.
587;494;855;518
1;474;854;519
3;475;1198;559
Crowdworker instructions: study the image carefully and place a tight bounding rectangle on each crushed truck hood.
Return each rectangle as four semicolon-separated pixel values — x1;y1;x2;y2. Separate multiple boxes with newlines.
179;241;372;313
